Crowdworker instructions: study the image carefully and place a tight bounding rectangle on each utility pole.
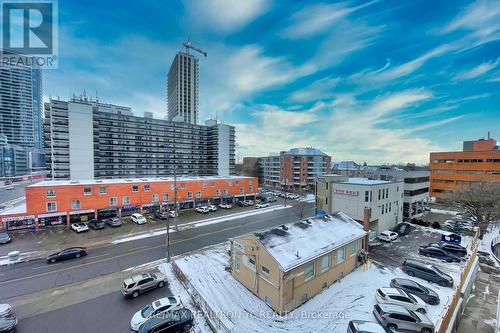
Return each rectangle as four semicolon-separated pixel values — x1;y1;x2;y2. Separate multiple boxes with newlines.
173;164;179;231
166;213;171;262
284;179;288;208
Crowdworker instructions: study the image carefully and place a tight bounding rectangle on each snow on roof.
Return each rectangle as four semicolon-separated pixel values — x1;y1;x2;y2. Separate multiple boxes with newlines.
253;212;366;272
28;175;254;187
286;148;327;156
342;177;394;185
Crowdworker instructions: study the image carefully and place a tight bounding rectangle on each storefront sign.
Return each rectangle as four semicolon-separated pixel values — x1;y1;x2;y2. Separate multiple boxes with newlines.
142;203;159;208
334;188;359;196
38;212;67;218
2;215;35;222
69;209;95;215
122;205;138;210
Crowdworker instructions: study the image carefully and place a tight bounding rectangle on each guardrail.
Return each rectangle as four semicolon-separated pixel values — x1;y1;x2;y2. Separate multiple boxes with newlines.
496;289;500;333
171;261;232;333
435;231;479;333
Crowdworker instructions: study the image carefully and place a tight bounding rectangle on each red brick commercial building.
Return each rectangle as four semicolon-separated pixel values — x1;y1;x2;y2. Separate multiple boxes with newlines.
0;176;257;231
429;136;500;199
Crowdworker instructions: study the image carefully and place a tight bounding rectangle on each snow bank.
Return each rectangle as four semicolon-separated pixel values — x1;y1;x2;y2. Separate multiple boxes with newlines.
171;242;465;332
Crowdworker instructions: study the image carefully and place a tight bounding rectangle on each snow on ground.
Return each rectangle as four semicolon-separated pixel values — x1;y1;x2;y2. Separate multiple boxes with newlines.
430;208;461;216
169;242;465;333
112;205;291;244
158;262;213;333
479;222;500;254
297;194;315;203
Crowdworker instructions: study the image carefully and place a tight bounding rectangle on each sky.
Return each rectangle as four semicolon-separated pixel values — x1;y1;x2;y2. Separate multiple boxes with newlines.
44;0;500;164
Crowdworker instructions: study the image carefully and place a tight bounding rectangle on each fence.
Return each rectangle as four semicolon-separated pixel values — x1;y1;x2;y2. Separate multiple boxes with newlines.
435;231;479;333
171;261;232;333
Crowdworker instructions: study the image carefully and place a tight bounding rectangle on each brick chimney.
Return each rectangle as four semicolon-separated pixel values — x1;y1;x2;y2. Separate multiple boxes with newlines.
363;207;371;252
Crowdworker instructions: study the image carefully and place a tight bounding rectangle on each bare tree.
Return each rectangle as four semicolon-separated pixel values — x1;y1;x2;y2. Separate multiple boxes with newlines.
446;181;500;239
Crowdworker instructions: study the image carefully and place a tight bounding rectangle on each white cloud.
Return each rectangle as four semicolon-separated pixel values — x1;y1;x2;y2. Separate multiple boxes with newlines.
289;76;340;103
182;0;269;33
281;0;378;39
453;58;500;81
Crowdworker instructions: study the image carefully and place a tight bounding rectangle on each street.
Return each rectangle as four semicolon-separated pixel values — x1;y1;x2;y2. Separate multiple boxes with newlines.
1;201;313;332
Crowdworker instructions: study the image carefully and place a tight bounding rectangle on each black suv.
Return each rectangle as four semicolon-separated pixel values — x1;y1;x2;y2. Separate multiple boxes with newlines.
428;241;467;257
390;278;440;305
401;259;453;287
138;308;193;333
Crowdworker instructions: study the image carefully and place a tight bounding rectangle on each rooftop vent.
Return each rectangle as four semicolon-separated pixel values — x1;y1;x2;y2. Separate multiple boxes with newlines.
281;225;288;231
295;250;300;258
305;219;312;224
69;181;79;184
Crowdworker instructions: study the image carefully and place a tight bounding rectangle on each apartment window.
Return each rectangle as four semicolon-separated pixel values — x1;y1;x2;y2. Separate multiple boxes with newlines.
46;202;57;212
109;197;118;206
235;257;241;272
389;202;392;212
249;186;253;193
196;191;201;198
228;181;233;186
246;256;256;270
235;180;240;186
325;197;328;205
385;188;389;198
249;180;253;185
216;189;221;196
381;205;384;215
180;183;186;189
202;183;207;188
261;265;270;275
264;296;272;306
321;254;330;272
210;182;215;187
187;191;193;199
162;193;169;202
350;242;357;256
223;189;228;196
240;188;244;194
83;187;92;196
122;196;130;205
304;261;315;280
364;191;369;202
132;185;139;192
152;194;159;203
46;189;56;198
337;248;345;264
71;199;81;210
99;186;107;195
144;184;150;191
378;189;381;200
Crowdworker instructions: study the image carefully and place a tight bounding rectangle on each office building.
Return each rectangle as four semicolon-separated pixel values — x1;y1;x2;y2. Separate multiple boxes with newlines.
0;62;43;150
0;134;29;177
44;97;235;180
0;176;257;230
259;148;331;191
167;52;199;124
429;135;500;199
364;167;429;219
316;175;403;234
230;212;366;314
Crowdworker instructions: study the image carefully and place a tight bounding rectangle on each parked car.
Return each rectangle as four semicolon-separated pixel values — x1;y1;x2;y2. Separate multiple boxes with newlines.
0;233;12;245
0;304;16;333
154;210;178;219
255;202;270;209
373;303;434;333
130;296;183;331
5;186;14;190
392;223;412;236
375;288;427;314
106;217;122;227
419;246;461;262
401;259;454;287
347;319;392;333
428;241;467;257
195;206;210;214
218;203;232;209
88;219;105;230
122;272;168;298
243;200;254;206
235;200;245;207
208;204;217;212
267;196;277;202
71;222;89;233
131;213;147;224
138;308;193;333
46;247;87;263
390;278;440;305
378;231;398;242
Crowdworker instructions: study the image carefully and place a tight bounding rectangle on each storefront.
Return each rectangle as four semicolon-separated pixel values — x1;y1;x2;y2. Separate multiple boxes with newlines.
3;215;36;231
161;202;176;211
209;197;222;205
69;209;95;223
142;203;160;214
97;208;118;219
121;204;140;217
179;200;194;210
194;198;210;207
38;212;67;228
222;196;234;204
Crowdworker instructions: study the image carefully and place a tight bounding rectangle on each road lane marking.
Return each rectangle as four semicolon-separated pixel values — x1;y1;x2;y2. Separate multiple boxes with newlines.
0;208;304;286
32;263;61;270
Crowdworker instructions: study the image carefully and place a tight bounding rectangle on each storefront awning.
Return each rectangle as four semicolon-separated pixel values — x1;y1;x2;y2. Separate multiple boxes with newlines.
2;215;35;222
38;212;67;218
69;209;95;215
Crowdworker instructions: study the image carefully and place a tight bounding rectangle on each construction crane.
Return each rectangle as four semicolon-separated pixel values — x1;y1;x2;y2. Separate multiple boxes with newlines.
182;40;207;57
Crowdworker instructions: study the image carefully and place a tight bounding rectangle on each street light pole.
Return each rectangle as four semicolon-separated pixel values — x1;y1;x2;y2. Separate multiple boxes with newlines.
166;213;170;262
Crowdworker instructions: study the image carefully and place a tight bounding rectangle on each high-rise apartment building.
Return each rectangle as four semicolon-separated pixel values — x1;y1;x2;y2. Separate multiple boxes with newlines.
259;148;331;191
429;135;500;199
167;52;199;124
0;62;43;150
44;97;235;180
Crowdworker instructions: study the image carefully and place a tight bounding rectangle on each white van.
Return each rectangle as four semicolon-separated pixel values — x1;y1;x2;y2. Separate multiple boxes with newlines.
131;213;147;225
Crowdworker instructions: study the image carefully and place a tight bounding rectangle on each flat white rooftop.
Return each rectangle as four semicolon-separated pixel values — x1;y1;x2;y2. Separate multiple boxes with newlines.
341;177;395;185
28;175;254;187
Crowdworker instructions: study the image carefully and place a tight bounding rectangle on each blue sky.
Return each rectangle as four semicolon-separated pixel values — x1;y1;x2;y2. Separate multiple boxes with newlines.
44;0;500;163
